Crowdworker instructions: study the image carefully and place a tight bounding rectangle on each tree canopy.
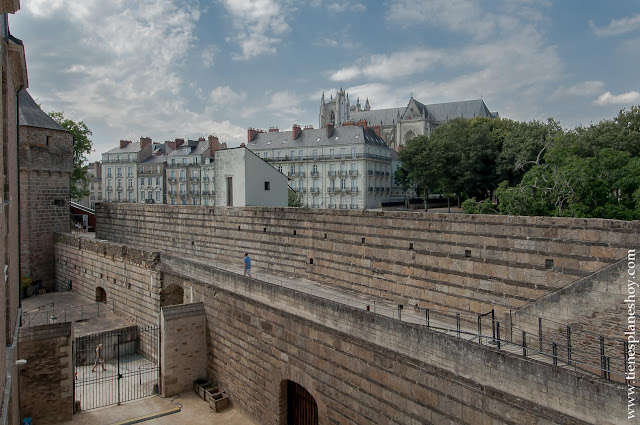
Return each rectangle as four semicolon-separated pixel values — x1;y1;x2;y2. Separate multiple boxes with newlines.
49;111;93;201
397;105;640;220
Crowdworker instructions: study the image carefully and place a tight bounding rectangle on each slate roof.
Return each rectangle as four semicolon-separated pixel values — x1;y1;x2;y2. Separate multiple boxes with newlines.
248;126;388;150
104;141;141;154
424;99;492;122
18;90;67;131
350;98;493;125
350;108;403;127
139;154;166;164
166;140;209;157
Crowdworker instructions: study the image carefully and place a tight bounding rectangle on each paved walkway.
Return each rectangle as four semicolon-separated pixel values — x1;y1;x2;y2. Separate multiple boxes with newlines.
57;391;256;425
175;256;599;380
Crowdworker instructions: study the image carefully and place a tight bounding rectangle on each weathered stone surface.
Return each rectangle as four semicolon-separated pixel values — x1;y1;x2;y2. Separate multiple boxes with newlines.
18;323;73;424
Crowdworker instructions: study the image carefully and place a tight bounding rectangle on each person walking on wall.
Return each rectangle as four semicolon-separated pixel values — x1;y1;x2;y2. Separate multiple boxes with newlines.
243;252;252;277
92;343;106;372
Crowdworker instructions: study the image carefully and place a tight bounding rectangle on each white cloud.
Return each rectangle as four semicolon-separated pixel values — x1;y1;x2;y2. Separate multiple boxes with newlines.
589;13;640;37
593;91;640;106
327;2;366;13
387;0;496;39
218;0;292;60
330;49;447;81
552;81;605;98
201;46;215;68
15;0;248;156
209;86;247;107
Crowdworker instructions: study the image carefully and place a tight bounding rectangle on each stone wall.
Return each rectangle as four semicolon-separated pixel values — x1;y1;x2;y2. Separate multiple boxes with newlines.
165;256;625;425
19;125;73;290
160;303;206;397
96;204;638;322
54;233;161;326
54;232;629;424
18;323;73;424
513;256;636;380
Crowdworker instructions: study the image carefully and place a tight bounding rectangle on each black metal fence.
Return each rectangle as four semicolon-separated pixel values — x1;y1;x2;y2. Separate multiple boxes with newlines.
73;325;159;411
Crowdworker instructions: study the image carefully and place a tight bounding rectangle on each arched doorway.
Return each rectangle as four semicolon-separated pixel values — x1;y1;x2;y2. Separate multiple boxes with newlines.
160;284;184;307
95;286;107;302
281;380;318;425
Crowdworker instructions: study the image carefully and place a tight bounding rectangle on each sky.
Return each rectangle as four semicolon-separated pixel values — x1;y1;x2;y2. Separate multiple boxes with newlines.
9;0;640;162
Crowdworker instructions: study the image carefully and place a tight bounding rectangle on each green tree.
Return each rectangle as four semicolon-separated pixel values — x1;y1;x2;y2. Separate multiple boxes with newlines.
288;188;304;207
49;111;93;201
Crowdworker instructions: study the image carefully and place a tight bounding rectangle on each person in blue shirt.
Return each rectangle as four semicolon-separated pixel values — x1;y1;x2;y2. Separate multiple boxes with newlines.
243;252;252;277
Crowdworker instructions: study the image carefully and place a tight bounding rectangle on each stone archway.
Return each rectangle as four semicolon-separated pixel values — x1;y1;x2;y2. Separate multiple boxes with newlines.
279;379;318;425
160;283;184;307
95;286;107;302
403;130;417;144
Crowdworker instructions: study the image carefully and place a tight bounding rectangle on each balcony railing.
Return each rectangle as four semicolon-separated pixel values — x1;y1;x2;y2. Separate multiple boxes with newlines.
203;176;210;181
350;204;358;209
346;187;359;193
368;170;373;175
349;170;358;176
328;171;337;177
310;187;320;194
339;204;348;209
327;187;337;193
311;171;319;177
327;204;336;209
168;177;177;182
339;170;347;176
190;177;199;182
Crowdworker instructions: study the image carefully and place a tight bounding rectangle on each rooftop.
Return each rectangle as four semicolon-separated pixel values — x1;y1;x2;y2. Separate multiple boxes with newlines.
18;90;67;131
248;126;388;150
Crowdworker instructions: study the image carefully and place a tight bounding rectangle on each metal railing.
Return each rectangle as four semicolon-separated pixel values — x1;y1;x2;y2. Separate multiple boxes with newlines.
21;300;115;327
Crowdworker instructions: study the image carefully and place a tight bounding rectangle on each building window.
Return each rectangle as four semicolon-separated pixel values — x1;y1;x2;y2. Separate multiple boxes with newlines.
117;167;122;177
107;192;112;201
128;179;133;188
171;159;175;165
128;166;132;177
204;198;209;206
117;179;122;189
157;165;160;173
156;191;161;201
298;150;303;160
312;150;317;160
193;198;197;205
298;180;304;190
263;152;268;159
156;177;160;185
106;168;112;178
313;163;318;175
352;147;356;158
264;181;271;191
340;148;345;159
277;165;283;173
340;178;346;190
329;148;334;159
182;158;187;165
194;157;198;164
117;192;121;201
351;179;357;190
171;198;175;205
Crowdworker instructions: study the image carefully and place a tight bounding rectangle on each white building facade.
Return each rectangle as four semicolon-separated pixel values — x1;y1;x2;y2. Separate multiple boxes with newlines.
248;124;393;209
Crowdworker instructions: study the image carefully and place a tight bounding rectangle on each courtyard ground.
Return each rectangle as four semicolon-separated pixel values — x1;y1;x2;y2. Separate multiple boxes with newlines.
55;391;256;425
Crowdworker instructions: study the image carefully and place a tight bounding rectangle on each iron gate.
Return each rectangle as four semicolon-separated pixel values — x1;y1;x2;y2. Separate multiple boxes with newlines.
287;380;318;425
73;325;159;411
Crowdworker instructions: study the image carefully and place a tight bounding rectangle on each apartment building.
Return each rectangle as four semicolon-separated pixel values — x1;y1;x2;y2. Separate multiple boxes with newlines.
248;123;393;209
102;137;154;202
138;143;169;204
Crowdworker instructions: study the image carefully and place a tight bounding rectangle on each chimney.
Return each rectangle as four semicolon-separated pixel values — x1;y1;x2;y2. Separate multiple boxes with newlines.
370;125;381;138
240;142;246;148
304;125;314;130
292;124;301;140
221;142;228;149
119;139;131;149
198;137;205;142
174;138;185;149
94;161;102;178
356;119;368;130
140;136;152;150
248;128;261;143
208;135;220;157
166;140;176;152
342;121;354;127
269;127;279;132
326;123;334;138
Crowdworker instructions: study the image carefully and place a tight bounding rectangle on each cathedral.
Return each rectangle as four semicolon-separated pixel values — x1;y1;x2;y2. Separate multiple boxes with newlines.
319;89;499;150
